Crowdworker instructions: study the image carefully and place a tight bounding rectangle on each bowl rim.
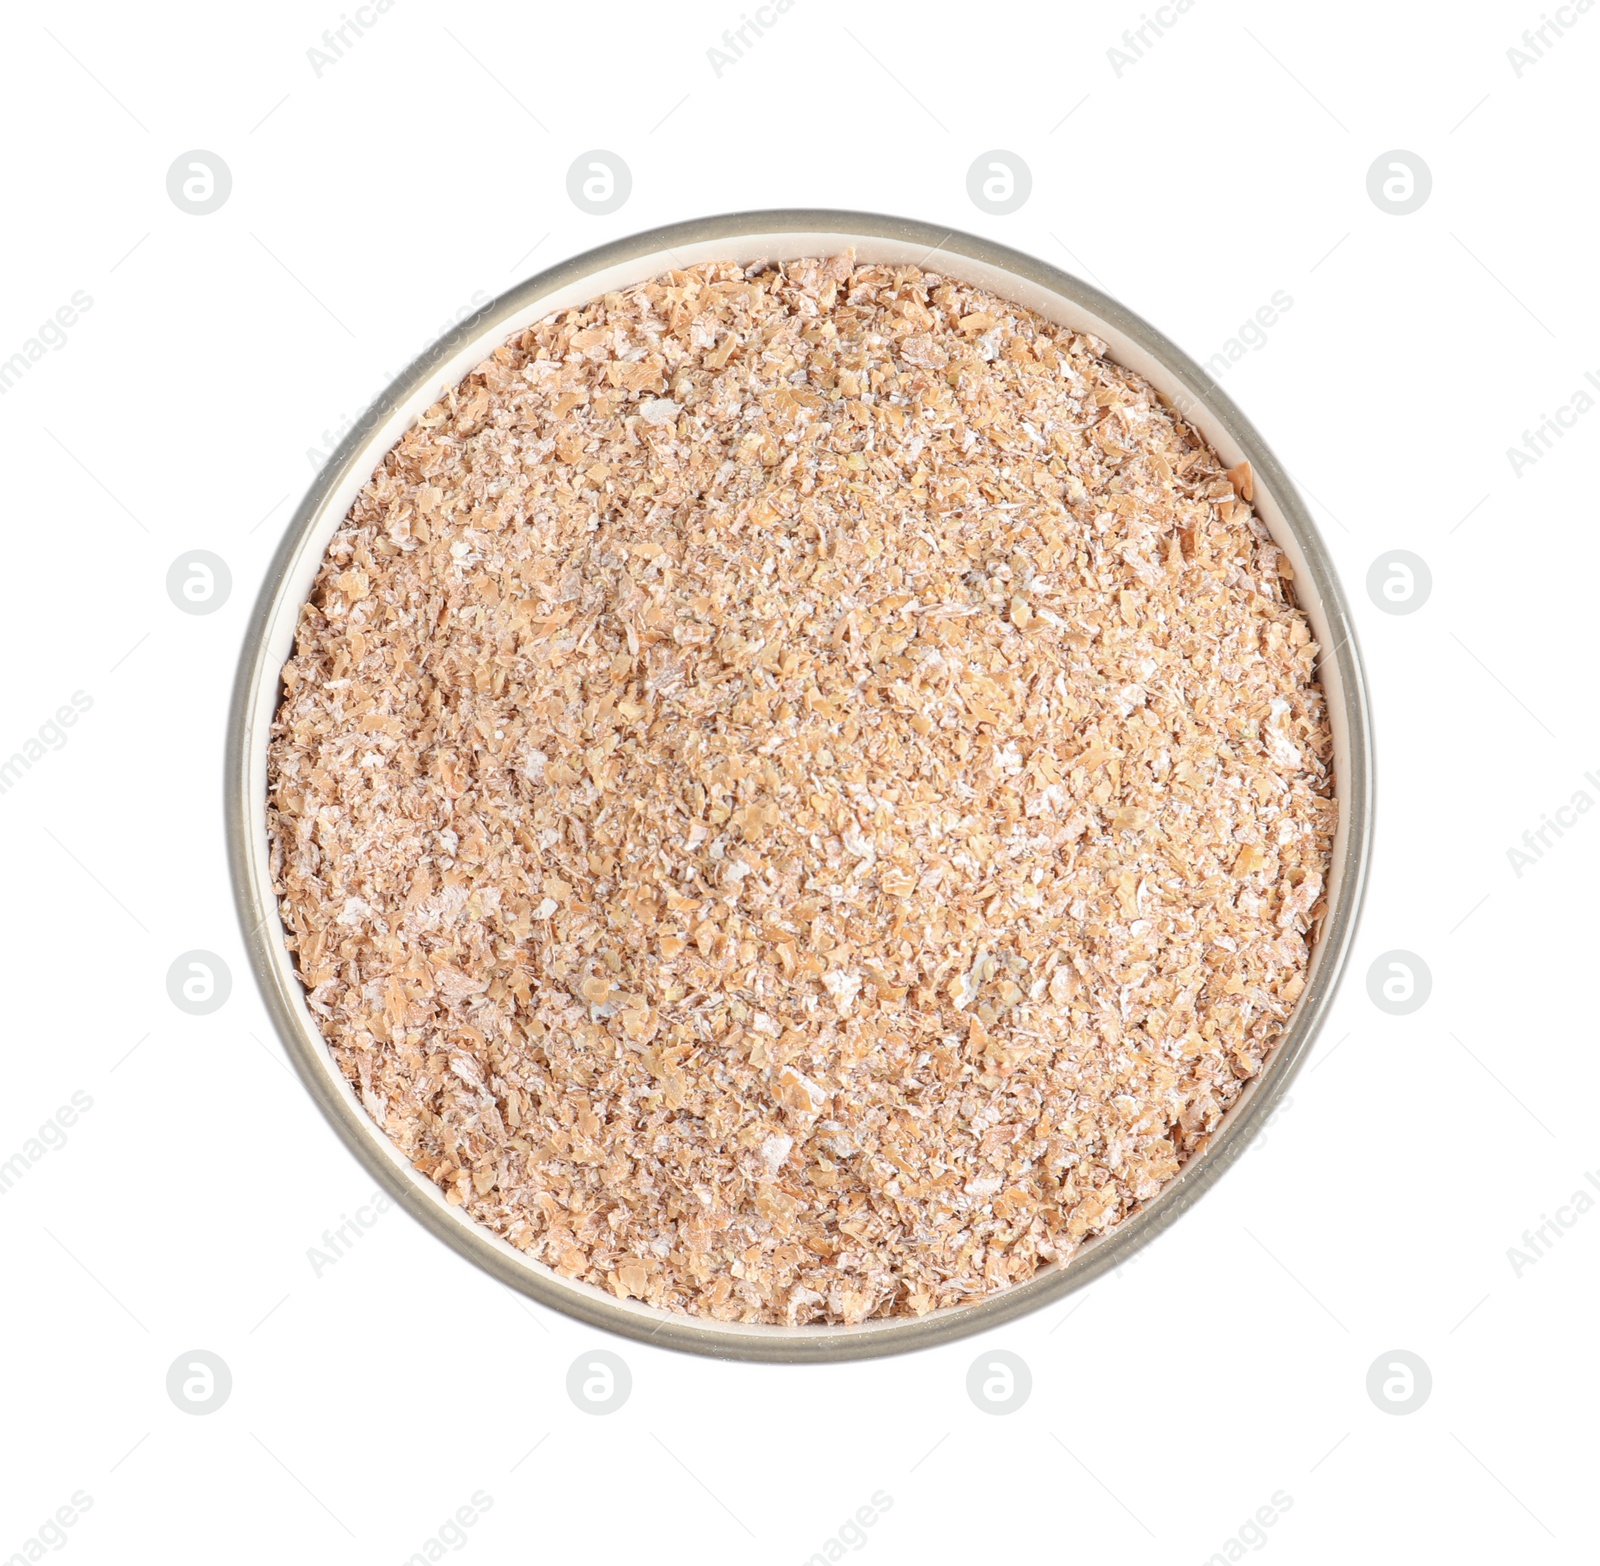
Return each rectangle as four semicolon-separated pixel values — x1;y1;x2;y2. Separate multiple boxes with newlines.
226;207;1373;1363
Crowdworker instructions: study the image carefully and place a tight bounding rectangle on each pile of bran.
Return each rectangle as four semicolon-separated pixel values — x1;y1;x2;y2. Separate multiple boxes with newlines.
268;253;1334;1324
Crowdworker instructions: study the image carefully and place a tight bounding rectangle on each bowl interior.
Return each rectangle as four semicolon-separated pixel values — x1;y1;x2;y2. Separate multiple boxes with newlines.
231;213;1369;1362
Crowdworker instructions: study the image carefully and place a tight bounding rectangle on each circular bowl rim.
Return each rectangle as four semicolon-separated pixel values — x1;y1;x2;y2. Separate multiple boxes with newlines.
226;207;1373;1363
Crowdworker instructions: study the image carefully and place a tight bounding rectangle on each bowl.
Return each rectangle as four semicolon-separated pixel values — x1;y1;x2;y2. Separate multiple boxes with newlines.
227;209;1372;1362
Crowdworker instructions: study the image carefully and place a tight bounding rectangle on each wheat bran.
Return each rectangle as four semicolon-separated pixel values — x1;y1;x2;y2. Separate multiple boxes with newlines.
267;253;1334;1325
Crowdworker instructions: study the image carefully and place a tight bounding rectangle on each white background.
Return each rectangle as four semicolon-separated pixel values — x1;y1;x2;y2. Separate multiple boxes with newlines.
1;1;1594;1561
